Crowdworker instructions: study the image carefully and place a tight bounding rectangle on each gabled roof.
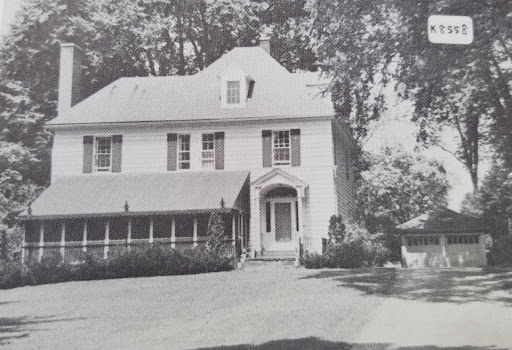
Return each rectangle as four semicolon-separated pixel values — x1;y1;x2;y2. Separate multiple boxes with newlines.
396;207;488;234
21;171;249;219
48;47;334;126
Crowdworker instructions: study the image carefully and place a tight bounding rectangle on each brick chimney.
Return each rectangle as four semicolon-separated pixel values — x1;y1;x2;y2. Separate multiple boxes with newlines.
58;43;84;116
259;36;271;55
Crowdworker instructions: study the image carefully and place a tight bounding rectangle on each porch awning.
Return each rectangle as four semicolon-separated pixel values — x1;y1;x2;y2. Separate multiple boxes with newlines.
22;171;249;220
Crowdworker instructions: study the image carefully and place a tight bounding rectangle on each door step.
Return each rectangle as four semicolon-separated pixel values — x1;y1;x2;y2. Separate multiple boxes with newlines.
241;251;298;268
242;258;297;268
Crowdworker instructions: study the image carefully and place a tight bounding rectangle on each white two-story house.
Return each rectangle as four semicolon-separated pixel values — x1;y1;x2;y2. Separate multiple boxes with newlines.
20;40;356;263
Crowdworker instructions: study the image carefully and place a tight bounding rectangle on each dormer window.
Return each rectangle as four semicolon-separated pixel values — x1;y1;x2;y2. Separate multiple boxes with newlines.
220;64;250;109
226;81;241;105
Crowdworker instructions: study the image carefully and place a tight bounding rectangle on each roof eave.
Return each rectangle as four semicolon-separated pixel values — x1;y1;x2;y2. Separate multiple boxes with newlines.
20;207;242;221
46;114;335;130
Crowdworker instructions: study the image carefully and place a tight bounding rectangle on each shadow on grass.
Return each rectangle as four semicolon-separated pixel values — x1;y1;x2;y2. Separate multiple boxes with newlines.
0;315;84;346
302;267;512;305
190;337;507;350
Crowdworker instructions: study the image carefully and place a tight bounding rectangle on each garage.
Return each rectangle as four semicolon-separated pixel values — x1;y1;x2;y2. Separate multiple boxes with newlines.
397;208;488;268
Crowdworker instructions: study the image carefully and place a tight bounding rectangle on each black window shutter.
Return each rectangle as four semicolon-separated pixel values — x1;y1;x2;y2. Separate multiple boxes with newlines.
291;129;301;167
112;135;123;172
214;132;225;170
262;130;272;168
83;136;93;173
167;133;178;171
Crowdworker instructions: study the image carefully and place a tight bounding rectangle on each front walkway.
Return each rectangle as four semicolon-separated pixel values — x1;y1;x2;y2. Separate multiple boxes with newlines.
1;267;511;349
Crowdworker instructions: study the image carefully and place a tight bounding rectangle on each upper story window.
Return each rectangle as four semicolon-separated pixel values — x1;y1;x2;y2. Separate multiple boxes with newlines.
226;81;241;105
94;136;112;172
178;134;191;170
201;133;215;169
272;130;291;166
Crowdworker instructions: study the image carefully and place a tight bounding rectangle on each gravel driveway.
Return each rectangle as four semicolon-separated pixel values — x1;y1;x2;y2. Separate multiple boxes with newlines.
1;266;511;350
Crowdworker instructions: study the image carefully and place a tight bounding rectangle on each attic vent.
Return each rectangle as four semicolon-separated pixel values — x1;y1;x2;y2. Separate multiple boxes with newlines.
247;80;255;98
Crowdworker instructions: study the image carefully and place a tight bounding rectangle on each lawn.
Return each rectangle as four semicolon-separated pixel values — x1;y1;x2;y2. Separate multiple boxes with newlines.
1;266;512;350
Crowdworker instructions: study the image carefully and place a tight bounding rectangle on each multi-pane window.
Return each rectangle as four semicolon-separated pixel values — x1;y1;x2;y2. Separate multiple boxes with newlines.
94;137;112;172
407;236;440;246
178;134;191;170
226;81;240;105
201;133;215;169
272;130;291;166
447;235;479;245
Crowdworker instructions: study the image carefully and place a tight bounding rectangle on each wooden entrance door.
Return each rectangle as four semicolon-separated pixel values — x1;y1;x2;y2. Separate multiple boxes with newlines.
274;202;292;242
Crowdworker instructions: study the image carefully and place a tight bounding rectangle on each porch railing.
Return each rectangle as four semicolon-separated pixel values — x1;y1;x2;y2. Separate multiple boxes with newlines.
23;238;240;264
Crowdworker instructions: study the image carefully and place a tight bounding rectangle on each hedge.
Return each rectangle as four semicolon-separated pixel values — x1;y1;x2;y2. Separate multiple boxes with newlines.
0;246;235;289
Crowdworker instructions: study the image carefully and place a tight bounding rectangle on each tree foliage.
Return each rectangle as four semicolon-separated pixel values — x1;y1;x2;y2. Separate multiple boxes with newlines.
358;147;450;232
205;212;227;255
312;0;512;191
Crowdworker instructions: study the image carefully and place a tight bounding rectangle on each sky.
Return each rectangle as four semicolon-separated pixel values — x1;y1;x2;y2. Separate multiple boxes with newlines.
0;0;21;37
0;0;474;209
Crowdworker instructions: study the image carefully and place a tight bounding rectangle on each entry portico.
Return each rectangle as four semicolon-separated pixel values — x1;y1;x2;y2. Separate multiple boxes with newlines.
250;169;307;258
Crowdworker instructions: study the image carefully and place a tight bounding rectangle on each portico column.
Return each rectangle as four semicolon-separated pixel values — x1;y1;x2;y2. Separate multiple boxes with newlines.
252;188;262;258
298;195;304;245
38;222;45;262
60;221;66;260
104;220;110;259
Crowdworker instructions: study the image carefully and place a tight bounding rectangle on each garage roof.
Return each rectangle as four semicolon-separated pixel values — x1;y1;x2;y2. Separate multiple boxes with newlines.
21;171;249;219
396;208;488;234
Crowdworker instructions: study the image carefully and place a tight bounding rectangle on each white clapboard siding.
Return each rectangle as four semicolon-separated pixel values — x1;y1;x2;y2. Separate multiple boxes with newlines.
51;118;335;178
331;119;357;220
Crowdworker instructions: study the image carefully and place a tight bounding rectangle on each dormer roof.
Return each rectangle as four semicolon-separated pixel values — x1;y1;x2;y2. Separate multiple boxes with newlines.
48;47;334;127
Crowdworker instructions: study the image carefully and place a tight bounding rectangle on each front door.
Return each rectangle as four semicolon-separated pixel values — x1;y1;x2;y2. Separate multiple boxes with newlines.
262;199;297;251
275;202;292;243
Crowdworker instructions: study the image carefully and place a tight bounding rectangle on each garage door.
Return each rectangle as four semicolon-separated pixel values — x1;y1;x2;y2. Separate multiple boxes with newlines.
445;234;485;267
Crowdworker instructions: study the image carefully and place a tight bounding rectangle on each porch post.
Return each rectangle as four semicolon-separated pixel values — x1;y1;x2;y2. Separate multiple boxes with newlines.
193;216;198;247
104;220;110;259
232;212;236;247
149;217;154;244
21;222;26;264
82;220;88;253
127;218;132;251
38;222;45;262
240;212;245;251
60;221;66;260
171;217;176;248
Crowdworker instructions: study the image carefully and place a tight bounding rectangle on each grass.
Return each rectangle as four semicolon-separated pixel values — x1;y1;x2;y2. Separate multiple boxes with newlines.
1;267;511;349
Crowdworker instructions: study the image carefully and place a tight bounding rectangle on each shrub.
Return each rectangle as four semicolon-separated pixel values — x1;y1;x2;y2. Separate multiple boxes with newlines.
29;253;75;285
302;222;391;269
328;215;346;245
301;252;326;269
0;245;235;289
206;212;228;255
0;262;35;289
489;236;512;266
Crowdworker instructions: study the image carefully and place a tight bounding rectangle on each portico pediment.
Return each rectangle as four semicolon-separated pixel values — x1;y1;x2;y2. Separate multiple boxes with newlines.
251;169;307;197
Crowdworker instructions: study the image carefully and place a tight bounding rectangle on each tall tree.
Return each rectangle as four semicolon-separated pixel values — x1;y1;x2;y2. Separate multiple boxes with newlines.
358;147;450;232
